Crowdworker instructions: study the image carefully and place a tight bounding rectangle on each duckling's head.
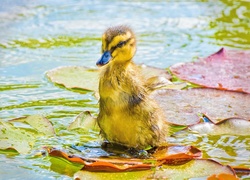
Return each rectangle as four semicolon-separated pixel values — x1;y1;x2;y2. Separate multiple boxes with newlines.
96;25;136;66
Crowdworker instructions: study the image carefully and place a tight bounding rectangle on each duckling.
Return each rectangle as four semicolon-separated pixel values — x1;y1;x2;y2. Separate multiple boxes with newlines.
96;25;168;149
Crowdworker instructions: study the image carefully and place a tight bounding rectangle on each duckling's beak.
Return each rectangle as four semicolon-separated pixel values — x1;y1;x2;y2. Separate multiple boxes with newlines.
96;51;112;66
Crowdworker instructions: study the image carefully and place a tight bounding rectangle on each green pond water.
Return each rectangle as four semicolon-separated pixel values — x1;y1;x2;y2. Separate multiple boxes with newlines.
0;0;250;179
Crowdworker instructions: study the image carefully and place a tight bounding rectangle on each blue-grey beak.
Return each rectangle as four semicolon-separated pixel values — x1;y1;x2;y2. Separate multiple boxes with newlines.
96;51;112;66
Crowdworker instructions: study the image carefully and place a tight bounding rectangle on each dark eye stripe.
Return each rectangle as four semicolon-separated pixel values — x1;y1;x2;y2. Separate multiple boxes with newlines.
110;38;132;52
117;40;127;48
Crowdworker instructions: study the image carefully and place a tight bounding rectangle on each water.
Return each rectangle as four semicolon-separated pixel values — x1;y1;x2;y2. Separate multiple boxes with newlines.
0;0;249;179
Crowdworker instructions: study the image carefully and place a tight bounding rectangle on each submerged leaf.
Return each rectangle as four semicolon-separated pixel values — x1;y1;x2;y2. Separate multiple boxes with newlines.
170;48;250;93
152;88;250;125
189;118;250;135
4;36;100;49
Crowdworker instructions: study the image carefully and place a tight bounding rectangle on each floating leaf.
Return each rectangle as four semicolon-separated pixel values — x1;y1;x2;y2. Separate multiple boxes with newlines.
68;111;99;131
49;155;84;177
0;121;35;154
46;65;171;92
0;115;54;154
207;173;239;180
74;169;151;180
46;145;207;179
189;118;250;135
170;48;250;93
47;145;201;172
46;66;99;92
152;145;201;163
152;88;250;125
232;166;250;177
73;159;235;180
169;124;187;135
10;115;55;136
155;159;235;180
82;161;153;172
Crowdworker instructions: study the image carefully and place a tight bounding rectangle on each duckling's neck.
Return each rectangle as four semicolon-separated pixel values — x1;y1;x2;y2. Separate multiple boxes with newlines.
99;60;146;99
101;60;131;80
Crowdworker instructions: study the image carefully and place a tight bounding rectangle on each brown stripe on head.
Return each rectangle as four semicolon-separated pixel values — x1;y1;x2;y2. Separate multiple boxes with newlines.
102;25;135;51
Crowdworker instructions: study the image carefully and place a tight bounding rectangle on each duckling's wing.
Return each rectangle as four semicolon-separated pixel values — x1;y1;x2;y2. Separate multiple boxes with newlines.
145;76;186;92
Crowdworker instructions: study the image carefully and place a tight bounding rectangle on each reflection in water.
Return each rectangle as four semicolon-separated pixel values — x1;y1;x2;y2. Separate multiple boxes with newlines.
209;0;250;48
171;131;250;167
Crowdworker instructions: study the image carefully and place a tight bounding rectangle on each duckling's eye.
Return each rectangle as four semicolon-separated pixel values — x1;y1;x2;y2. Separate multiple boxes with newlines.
116;41;126;48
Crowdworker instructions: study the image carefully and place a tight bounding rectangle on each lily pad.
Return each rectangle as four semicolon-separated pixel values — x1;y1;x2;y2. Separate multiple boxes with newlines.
189;118;250;135
152;88;250;125
49;145;239;179
153;159;235;180
73;159;235;180
68;111;99;131
0;121;35;154
0;115;54;154
47;145;201;171
46;66;99;92
46;65;171;92
170;48;250;93
10;115;55;136
48;145;238;179
207;173;239;180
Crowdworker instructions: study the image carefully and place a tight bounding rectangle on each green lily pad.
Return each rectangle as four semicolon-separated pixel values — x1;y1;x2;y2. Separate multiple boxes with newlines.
10;115;55;136
68;111;99;132
46;66;99;92
73;159;235;180
0;121;35;154
46;65;172;92
0;115;55;154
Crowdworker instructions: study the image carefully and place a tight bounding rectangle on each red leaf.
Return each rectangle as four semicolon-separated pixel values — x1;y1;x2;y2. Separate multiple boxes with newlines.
170;48;250;93
153;88;250;124
232;166;250;176
152;145;201;165
47;145;202;172
207;173;239;180
82;161;152;172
